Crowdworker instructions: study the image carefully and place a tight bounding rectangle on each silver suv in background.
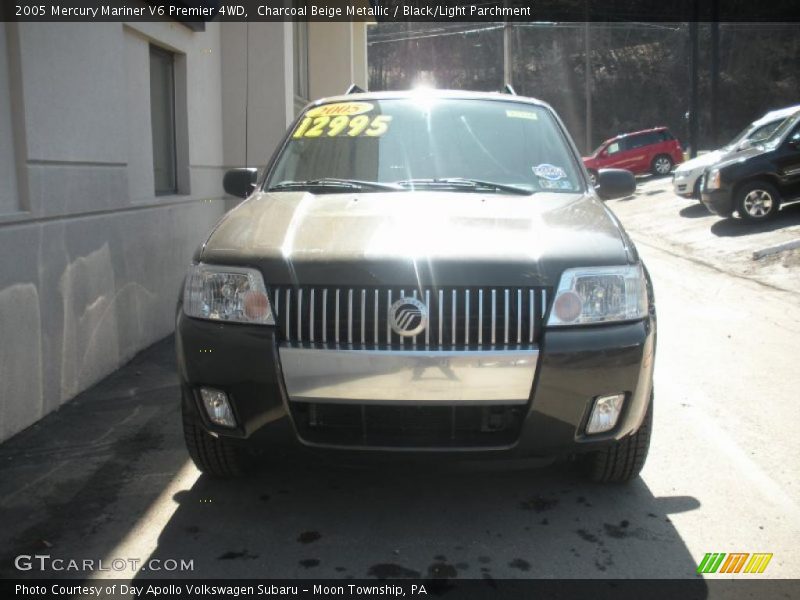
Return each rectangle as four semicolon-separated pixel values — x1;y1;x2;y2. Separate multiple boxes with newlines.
673;104;800;199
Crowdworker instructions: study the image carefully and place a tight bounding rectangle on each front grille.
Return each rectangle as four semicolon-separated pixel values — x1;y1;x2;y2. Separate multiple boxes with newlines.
293;402;524;448
271;286;549;349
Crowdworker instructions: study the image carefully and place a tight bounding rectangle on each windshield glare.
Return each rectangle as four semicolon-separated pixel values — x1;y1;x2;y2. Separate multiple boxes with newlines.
759;114;799;150
724;124;755;149
266;97;583;194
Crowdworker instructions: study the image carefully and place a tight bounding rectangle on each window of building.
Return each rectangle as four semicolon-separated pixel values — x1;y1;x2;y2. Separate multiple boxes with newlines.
149;45;177;195
0;24;20;214
293;21;309;111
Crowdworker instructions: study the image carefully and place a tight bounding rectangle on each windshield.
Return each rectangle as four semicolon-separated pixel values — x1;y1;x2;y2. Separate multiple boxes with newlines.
758;113;800;151
266;96;583;194
725;118;786;150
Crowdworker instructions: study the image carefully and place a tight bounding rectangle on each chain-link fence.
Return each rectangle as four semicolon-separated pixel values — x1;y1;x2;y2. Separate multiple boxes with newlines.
368;22;800;155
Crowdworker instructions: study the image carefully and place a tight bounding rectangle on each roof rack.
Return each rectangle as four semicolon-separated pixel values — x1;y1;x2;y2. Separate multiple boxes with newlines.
345;84;366;94
502;83;517;95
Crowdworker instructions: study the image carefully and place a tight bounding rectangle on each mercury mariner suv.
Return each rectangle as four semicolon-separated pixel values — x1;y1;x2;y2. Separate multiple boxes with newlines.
176;89;656;483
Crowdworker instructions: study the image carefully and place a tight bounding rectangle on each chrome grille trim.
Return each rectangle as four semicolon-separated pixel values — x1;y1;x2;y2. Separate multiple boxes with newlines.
451;289;457;345
272;285;549;350
285;288;291;337
309;289;315;342
465;289;470;346
335;289;340;343
322;289;328;343
360;289;366;344
529;289;534;342
504;289;509;344
386;289;392;343
424;289;431;346
373;290;379;345
297;288;303;342
478;289;484;345
438;289;444;347
347;289;353;344
491;290;497;345
400;289;406;347
412;289;419;347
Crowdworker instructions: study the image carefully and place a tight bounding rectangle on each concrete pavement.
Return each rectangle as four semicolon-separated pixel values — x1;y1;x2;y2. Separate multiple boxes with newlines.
607;175;800;294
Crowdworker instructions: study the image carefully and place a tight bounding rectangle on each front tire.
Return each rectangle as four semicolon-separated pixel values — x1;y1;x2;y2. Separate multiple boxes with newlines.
651;155;673;176
583;394;653;483
182;398;252;477
736;181;780;221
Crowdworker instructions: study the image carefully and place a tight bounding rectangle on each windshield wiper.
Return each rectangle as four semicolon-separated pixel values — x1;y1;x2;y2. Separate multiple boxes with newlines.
267;178;404;193
396;178;533;195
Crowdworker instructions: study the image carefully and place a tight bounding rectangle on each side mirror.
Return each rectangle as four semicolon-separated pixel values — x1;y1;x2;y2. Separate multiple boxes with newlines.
737;139;753;151
223;168;258;198
596;168;636;200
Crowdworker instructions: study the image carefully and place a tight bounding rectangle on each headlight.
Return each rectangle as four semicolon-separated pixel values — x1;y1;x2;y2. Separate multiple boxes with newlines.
547;265;648;326
705;169;721;191
183;263;275;325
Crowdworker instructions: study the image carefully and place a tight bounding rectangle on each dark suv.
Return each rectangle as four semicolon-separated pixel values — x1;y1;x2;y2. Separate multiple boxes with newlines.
701;112;800;221
176;90;655;483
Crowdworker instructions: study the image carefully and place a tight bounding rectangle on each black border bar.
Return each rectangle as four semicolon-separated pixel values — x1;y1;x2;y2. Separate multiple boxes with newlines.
4;1;800;22
5;578;800;600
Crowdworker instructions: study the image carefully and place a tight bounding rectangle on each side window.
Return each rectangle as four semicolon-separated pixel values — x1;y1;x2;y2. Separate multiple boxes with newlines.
628;134;647;149
636;132;661;148
787;124;800;148
660;130;674;142
606;141;621;155
751;120;781;142
149;45;177;195
0;24;19;214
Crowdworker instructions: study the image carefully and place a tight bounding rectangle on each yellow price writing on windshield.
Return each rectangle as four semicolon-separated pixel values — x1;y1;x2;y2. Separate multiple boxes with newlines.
292;115;393;139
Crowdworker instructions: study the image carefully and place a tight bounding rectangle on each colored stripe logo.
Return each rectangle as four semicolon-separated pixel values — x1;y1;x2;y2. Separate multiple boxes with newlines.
697;553;773;574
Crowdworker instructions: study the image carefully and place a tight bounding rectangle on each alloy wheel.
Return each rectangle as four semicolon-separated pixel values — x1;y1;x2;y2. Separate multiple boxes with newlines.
742;189;774;218
655;157;672;175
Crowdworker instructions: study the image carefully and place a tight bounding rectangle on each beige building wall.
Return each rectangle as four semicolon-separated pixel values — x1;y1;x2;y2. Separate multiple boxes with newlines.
0;20;368;443
308;22;368;101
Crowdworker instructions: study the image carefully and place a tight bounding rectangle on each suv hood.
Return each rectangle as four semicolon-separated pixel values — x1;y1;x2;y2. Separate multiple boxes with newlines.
712;145;770;171
200;191;633;287
676;149;726;173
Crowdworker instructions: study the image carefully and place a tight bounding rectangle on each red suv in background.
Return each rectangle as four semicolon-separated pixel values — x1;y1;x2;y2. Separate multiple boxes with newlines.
583;127;684;183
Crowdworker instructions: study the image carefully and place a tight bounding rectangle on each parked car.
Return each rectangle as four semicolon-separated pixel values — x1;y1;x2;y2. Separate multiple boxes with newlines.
701;111;800;221
673;104;800;199
583;127;684;182
177;89;655;483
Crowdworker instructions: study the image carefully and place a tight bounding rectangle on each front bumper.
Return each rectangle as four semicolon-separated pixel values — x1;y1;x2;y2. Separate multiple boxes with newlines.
672;172;699;198
701;187;735;217
176;310;655;457
280;346;538;405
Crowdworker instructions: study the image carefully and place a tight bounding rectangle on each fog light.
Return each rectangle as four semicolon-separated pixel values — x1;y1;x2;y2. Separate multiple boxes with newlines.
586;393;625;434
199;388;236;428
